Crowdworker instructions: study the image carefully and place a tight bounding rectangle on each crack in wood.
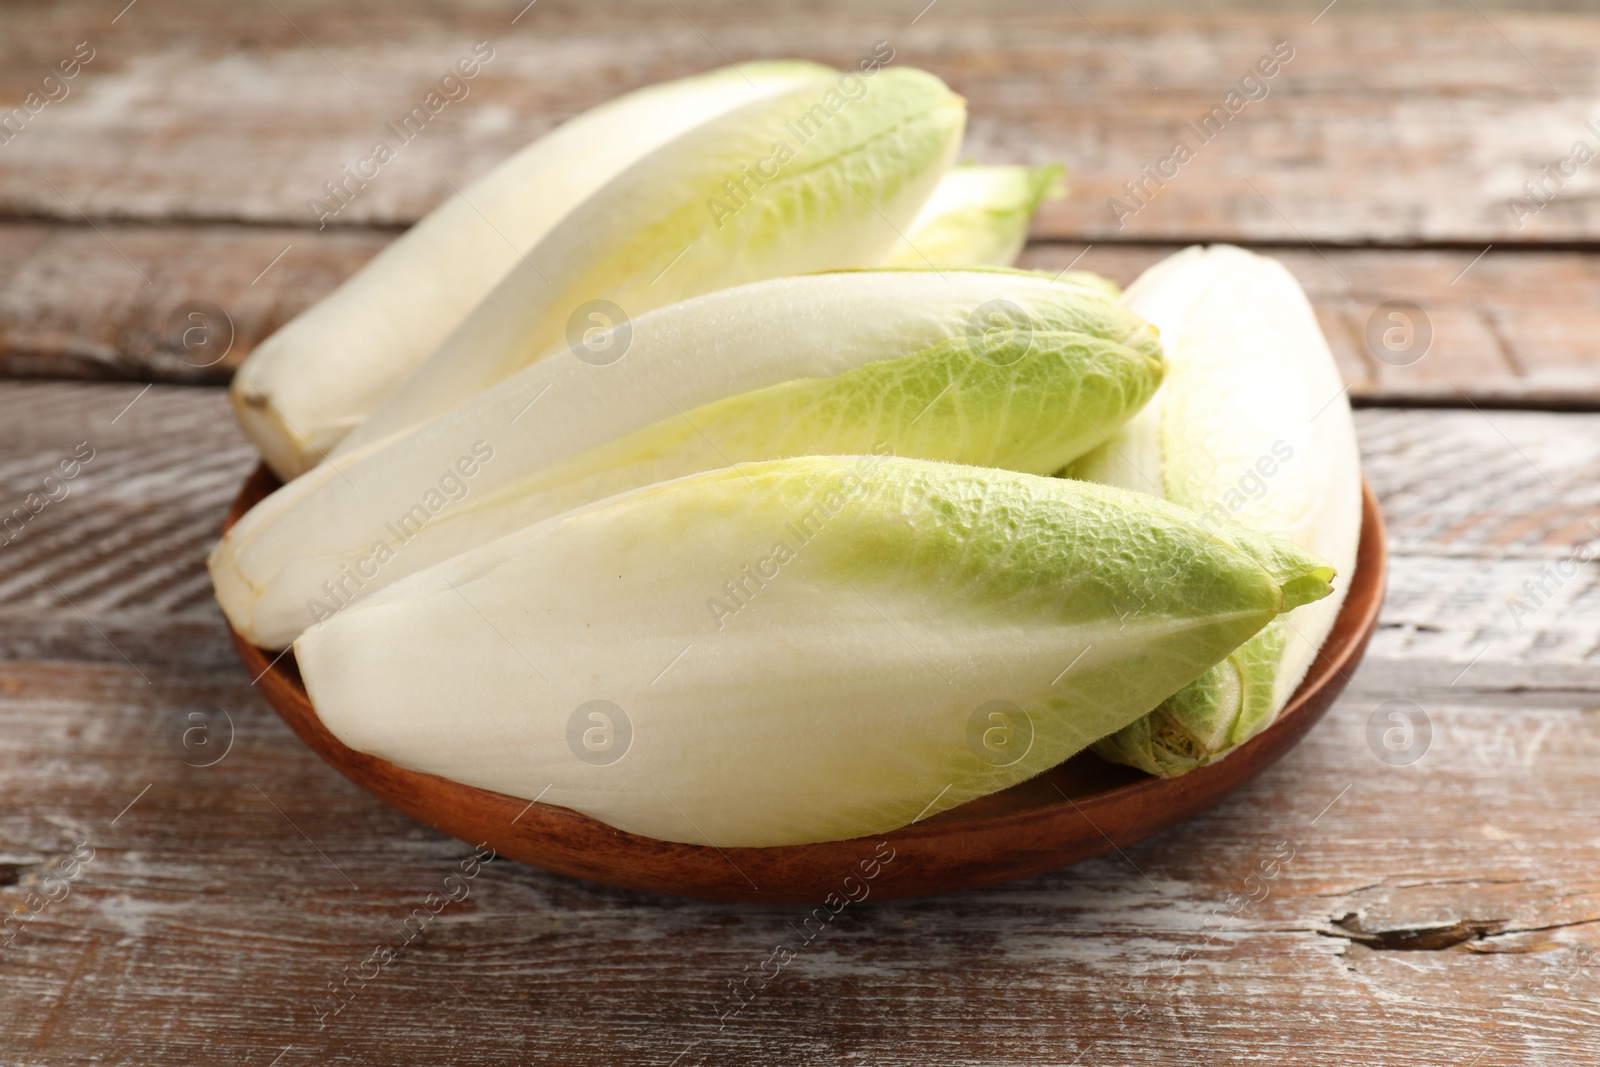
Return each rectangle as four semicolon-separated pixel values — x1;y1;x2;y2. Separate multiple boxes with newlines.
1318;911;1600;953
1321;912;1505;952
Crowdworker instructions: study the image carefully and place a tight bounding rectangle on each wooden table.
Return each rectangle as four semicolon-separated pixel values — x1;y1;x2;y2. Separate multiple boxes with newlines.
3;2;1598;1063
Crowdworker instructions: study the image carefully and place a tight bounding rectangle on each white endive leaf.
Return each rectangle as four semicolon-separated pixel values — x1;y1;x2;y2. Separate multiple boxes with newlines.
331;67;967;457
231;61;835;479
890;163;1065;268
211;269;1163;649
1068;245;1363;776
295;456;1334;848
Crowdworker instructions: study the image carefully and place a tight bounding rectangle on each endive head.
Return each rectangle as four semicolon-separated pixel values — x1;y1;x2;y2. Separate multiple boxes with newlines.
295;456;1333;847
656;271;1161;471
331;66;969;452
890;162;1066;268
231;59;841;480
1073;244;1363;778
525;65;970;373
210;267;1163;650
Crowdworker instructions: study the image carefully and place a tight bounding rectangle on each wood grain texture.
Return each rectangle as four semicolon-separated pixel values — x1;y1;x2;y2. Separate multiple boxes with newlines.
0;381;1598;1064
5;0;1600;393
4;1;1599;1058
1;381;1596;693
0;223;386;383
0;2;1595;243
1021;245;1600;411
2;657;1596;1067
8;227;1600;404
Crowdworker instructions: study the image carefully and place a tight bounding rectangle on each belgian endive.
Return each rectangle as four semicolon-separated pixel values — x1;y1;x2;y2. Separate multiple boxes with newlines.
212;269;1164;649
1068;245;1362;776
232;61;836;480
333;67;967;457
296;456;1335;847
889;163;1065;268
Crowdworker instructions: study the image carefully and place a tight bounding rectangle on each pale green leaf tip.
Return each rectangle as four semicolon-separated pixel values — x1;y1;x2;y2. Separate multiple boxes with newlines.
1279;564;1337;613
1207;523;1335;615
1090;545;1334;779
1029;162;1068;207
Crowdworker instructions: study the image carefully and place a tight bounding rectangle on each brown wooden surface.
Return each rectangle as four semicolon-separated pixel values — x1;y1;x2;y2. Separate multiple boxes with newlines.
2;389;1598;1065
11;229;1600;411
1;1;1599;396
3;0;1599;1063
1;1;1595;243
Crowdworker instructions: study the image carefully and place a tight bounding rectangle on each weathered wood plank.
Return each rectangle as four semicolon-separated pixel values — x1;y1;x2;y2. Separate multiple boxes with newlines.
1;658;1597;1065
1;3;1596;243
0;383;1597;1063
1022;244;1600;410
0;222;384;383
8;226;1600;407
0;382;251;674
1;381;1597;697
4;4;1599;1064
1347;406;1600;706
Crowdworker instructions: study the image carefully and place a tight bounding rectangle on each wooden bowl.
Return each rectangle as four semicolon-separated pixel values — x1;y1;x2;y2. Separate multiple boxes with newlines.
225;465;1386;902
